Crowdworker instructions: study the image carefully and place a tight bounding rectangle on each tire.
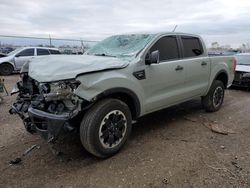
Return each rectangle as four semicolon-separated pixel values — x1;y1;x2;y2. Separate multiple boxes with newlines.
80;98;132;158
0;63;13;75
202;80;225;112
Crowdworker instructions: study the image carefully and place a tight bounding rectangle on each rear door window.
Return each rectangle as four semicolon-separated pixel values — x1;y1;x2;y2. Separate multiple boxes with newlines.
149;36;179;62
49;49;61;54
16;48;34;57
181;36;203;58
37;49;50;56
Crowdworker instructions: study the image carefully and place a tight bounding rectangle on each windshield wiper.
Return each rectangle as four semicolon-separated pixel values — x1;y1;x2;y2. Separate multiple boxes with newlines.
94;53;116;57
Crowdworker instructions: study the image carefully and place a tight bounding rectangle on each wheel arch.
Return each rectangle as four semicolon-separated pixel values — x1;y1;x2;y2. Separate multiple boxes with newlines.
214;70;228;88
95;87;141;119
0;62;14;68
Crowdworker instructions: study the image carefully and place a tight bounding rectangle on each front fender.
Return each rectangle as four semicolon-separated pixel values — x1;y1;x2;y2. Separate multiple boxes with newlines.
74;70;145;115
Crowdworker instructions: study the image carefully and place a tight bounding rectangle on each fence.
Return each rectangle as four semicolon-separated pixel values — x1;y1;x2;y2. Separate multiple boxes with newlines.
0;35;99;54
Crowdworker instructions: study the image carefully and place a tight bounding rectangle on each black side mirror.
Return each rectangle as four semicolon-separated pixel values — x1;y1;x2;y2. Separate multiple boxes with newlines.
145;50;160;65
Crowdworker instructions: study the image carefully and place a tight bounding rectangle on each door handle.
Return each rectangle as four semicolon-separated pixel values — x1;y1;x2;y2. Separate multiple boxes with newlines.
175;65;184;71
201;61;207;66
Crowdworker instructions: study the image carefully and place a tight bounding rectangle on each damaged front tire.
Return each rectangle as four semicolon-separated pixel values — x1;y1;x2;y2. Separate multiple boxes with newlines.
80;98;132;158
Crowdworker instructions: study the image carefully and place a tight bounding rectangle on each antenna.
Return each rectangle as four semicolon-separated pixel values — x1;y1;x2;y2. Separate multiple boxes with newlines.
172;25;178;32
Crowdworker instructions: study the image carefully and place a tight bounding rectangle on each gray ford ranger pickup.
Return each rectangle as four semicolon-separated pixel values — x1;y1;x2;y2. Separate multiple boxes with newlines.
10;32;236;158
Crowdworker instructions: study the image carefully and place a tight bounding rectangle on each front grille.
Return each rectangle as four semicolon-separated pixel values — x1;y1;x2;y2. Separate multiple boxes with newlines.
234;72;244;81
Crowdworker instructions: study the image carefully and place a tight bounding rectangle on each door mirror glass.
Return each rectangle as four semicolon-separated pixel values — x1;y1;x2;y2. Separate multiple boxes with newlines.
145;50;159;65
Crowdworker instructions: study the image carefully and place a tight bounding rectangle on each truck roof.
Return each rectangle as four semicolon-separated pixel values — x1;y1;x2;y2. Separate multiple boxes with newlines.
118;32;201;38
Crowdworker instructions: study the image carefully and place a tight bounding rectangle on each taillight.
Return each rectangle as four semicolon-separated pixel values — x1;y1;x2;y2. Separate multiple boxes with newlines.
232;58;237;72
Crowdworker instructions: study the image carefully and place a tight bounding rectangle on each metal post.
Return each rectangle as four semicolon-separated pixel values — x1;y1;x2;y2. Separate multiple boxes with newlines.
172;25;178;32
80;39;84;53
49;35;52;47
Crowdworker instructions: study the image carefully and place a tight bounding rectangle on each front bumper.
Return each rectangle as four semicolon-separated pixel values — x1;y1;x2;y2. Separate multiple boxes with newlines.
232;80;250;88
28;107;75;142
232;71;250;88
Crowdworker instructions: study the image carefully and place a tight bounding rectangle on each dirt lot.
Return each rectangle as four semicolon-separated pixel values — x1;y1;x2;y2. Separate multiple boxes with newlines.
0;75;250;188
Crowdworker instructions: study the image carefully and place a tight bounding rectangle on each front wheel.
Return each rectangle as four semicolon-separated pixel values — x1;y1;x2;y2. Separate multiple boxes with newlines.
0;63;13;75
202;80;225;112
80;98;132;158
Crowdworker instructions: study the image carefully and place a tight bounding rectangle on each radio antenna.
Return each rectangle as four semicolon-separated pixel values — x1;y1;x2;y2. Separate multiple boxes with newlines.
172;25;178;32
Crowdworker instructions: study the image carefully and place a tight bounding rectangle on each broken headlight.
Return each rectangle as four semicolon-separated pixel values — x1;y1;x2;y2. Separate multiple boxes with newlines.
37;80;82;114
39;80;80;102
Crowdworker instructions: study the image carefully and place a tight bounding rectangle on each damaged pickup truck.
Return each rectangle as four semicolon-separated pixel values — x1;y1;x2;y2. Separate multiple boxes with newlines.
10;33;236;158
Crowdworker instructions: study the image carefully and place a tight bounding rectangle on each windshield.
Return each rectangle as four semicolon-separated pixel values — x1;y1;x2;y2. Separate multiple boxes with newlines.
86;34;155;57
7;48;23;56
236;55;250;65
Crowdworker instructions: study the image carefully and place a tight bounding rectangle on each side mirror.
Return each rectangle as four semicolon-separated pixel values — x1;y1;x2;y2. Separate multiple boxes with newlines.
145;50;160;65
15;54;20;58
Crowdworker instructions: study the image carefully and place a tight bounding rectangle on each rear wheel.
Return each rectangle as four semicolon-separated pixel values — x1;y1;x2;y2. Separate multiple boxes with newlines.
0;63;13;75
80;98;132;158
202;80;225;112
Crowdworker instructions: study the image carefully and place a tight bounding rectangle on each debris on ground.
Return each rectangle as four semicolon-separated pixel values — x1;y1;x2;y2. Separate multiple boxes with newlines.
220;145;225;149
184;116;235;135
209;123;228;135
9;145;40;165
162;178;169;185
9;157;22;165
231;161;242;170
23;145;40;156
183;116;198;122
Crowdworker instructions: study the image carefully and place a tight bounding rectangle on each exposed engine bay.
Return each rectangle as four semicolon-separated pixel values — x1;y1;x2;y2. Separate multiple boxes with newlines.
9;73;88;143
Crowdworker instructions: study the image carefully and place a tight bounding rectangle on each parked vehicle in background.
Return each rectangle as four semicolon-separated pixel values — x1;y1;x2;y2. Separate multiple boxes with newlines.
208;50;240;56
0;53;7;58
233;53;250;88
10;32;235;158
0;47;61;75
1;47;15;54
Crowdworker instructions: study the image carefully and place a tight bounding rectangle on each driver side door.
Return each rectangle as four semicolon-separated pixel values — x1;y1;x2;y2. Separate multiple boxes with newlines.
141;35;187;113
14;48;35;70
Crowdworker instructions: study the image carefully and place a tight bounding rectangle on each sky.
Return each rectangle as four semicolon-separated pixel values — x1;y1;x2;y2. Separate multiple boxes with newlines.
0;0;250;48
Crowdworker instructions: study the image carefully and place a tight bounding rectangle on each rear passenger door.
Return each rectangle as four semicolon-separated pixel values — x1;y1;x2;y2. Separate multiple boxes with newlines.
37;48;50;56
142;35;187;112
179;36;210;97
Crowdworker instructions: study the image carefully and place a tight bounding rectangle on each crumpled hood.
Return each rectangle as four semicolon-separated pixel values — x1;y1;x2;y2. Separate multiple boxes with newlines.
236;65;250;73
29;55;130;82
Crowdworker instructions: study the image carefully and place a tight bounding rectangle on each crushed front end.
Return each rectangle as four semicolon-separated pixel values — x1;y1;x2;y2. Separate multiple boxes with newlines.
10;73;88;143
233;71;250;88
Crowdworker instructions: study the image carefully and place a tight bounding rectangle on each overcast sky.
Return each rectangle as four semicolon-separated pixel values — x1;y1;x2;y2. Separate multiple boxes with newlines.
0;0;250;47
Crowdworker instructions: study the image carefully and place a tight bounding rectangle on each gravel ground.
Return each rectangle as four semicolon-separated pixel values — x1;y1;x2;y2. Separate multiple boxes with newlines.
0;75;250;188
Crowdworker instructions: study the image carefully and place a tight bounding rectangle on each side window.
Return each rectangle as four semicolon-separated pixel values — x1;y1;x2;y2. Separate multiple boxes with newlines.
49;49;61;54
16;48;34;57
37;49;50;56
150;36;179;62
181;36;203;58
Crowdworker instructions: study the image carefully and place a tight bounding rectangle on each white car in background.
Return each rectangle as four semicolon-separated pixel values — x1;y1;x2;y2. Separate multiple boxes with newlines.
0;47;61;75
233;53;250;88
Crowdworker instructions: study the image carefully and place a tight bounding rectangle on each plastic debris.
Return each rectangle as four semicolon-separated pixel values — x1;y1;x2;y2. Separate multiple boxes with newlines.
9;145;39;165
9;157;22;165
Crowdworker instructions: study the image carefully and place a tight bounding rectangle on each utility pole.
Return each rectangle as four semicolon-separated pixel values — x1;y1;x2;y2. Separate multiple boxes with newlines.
172;25;178;32
49;35;52;47
80;39;84;53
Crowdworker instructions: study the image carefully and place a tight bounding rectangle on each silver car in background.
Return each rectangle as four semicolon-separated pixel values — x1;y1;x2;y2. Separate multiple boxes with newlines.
0;47;61;75
233;53;250;88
